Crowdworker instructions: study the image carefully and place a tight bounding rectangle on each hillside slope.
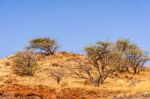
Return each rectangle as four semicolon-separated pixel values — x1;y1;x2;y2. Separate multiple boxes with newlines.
0;52;150;99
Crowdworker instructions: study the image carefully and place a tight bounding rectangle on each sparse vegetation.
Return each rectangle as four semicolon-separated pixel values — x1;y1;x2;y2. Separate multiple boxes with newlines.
0;37;149;98
68;39;148;86
49;67;65;84
27;37;58;55
12;50;37;76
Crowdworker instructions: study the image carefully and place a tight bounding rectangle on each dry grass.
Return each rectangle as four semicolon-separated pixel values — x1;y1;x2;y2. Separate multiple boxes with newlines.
0;52;149;98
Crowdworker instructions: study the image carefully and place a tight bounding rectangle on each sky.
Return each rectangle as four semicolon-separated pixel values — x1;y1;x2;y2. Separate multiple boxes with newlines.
0;0;150;64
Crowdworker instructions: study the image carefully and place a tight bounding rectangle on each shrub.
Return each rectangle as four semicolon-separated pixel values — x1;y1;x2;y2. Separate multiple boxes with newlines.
12;50;37;76
5;61;11;66
49;67;65;84
27;37;58;55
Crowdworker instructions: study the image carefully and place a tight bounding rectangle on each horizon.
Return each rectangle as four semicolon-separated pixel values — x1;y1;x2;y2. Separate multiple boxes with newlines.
0;0;150;65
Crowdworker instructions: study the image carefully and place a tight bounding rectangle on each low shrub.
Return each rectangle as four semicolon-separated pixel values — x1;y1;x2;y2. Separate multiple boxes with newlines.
12;50;37;76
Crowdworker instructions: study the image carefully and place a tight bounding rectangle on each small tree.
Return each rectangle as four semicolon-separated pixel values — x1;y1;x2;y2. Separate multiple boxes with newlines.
126;44;148;74
50;67;65;84
12;50;37;76
69;41;120;86
115;39;131;72
115;39;148;74
28;37;58;55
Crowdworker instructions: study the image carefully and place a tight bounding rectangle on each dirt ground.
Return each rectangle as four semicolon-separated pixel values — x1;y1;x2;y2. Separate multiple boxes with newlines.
0;84;149;99
0;84;124;99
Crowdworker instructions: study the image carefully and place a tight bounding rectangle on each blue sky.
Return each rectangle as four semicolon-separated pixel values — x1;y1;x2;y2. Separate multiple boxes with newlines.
0;0;150;63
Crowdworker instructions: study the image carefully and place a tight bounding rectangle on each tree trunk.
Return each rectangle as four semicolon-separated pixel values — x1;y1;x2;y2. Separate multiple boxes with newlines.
133;67;137;74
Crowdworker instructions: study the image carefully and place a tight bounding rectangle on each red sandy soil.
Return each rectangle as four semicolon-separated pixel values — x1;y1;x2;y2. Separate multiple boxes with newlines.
0;84;56;99
0;84;125;99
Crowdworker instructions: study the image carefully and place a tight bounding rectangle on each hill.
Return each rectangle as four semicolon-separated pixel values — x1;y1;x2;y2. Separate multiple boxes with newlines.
0;52;150;99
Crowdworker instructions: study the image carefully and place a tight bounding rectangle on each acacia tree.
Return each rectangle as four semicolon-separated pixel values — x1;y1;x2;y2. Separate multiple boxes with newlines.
115;39;149;74
115;39;131;72
126;44;148;74
69;41;120;86
28;37;58;55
